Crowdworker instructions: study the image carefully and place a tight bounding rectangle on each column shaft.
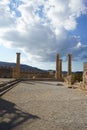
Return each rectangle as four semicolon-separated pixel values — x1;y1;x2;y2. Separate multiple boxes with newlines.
56;54;60;80
68;54;72;75
13;53;21;79
59;59;62;79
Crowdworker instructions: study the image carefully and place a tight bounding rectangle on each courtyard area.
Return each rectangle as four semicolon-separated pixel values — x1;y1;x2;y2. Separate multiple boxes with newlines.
1;80;87;130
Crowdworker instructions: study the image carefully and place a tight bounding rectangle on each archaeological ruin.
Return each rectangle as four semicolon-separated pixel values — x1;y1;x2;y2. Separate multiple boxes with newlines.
0;53;55;79
80;62;87;89
13;53;21;79
56;54;63;81
64;54;74;85
0;52;87;89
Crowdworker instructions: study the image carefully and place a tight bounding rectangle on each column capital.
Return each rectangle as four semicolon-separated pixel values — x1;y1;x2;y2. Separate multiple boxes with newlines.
16;52;21;55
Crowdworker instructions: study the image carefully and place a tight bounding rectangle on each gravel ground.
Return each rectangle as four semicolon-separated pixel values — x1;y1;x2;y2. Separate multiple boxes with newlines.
1;81;87;130
0;78;14;82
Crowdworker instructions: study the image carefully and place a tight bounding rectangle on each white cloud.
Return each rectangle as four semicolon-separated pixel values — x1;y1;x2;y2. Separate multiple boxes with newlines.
76;42;82;48
44;0;87;31
0;0;87;69
64;16;77;30
0;0;17;28
69;0;87;17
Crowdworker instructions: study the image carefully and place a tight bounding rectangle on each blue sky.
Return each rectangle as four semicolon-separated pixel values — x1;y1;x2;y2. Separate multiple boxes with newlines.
0;0;87;71
71;14;87;44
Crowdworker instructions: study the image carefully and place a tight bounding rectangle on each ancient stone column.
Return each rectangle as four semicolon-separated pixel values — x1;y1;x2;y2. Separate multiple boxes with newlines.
13;53;21;79
16;53;20;66
16;53;20;78
56;54;60;80
59;59;62;79
68;54;72;75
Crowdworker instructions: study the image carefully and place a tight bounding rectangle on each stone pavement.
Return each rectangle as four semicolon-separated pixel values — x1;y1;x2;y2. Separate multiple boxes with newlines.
1;81;87;130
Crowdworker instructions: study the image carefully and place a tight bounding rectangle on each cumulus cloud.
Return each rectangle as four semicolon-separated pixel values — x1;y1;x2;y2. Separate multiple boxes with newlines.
0;0;87;67
0;0;15;28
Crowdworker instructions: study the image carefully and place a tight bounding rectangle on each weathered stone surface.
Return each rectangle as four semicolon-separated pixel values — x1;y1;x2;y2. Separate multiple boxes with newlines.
56;54;63;81
67;54;72;76
56;54;60;80
80;71;87;89
84;62;87;72
13;53;20;79
83;71;87;85
64;74;74;85
1;81;87;130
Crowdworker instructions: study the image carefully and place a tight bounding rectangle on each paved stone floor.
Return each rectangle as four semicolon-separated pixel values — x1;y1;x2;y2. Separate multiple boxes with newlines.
1;81;87;130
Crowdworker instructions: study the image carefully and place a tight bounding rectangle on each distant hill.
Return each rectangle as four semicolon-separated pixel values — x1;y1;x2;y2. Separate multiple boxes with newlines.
74;71;83;74
0;61;43;71
0;61;83;73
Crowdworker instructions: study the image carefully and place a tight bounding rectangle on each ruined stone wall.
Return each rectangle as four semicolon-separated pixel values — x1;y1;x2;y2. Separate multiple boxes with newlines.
0;66;13;78
80;62;87;89
84;62;87;72
20;71;55;79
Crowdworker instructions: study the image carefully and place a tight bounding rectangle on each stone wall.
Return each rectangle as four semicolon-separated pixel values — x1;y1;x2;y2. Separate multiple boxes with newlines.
80;71;87;89
0;66;13;78
80;62;87;89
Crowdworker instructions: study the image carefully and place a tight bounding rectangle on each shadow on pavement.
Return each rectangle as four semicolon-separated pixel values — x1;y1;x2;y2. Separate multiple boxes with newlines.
21;81;35;85
0;82;21;97
35;81;64;86
35;81;57;86
56;83;64;86
0;98;40;130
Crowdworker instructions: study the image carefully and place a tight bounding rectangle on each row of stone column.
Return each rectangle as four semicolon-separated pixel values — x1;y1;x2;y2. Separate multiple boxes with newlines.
13;52;72;80
56;54;72;80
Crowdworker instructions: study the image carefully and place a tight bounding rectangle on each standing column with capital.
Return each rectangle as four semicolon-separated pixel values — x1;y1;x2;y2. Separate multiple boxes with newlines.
64;54;74;85
13;53;21;79
16;53;20;67
16;53;20;78
56;54;62;80
59;59;62;79
67;54;72;75
56;54;60;80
